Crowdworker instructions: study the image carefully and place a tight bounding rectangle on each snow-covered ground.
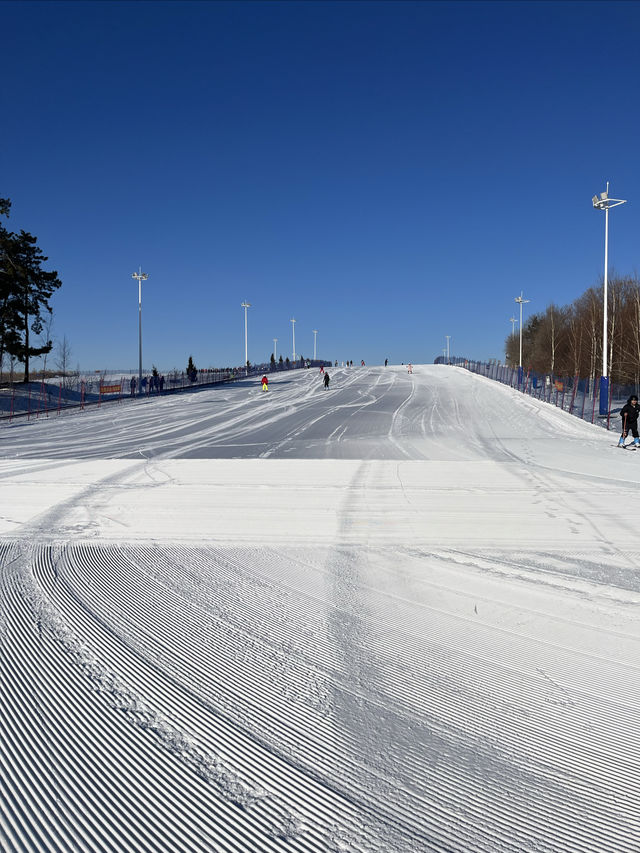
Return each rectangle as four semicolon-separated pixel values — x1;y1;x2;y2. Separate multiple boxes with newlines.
1;364;639;853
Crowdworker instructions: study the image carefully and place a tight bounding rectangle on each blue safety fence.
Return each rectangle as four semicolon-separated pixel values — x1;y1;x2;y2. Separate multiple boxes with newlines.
0;359;332;422
439;357;640;432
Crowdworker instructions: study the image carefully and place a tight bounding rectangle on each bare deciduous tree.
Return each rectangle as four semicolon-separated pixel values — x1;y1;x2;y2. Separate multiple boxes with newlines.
56;335;74;389
504;275;640;385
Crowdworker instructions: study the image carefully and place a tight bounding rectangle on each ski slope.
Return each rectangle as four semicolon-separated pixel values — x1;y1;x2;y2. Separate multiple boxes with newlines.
1;364;639;853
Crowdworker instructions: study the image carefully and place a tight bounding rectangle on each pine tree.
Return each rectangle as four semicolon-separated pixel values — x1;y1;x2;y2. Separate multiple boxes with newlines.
187;355;197;381
0;200;62;381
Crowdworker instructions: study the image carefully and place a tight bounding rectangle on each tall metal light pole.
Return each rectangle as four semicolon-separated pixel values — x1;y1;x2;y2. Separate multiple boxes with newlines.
290;317;296;362
241;301;251;374
514;292;530;372
445;335;451;365
509;316;517;336
273;338;278;363
132;268;148;394
593;183;627;414
313;329;318;361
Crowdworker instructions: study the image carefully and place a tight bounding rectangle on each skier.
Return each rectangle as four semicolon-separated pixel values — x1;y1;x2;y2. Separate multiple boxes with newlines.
618;394;640;447
261;375;269;392
323;372;330;389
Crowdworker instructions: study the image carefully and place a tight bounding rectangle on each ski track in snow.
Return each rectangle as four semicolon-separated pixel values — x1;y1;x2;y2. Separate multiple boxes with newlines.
2;364;640;852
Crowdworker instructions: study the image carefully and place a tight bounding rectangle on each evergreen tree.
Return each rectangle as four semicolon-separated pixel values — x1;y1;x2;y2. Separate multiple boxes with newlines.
187;355;197;381
270;353;276;367
0;199;62;381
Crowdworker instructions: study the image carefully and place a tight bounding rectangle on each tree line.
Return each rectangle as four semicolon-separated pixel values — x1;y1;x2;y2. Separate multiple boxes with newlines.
505;274;640;385
0;197;62;382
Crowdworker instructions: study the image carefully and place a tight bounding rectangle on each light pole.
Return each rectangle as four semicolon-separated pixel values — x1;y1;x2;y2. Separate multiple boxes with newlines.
514;291;530;372
593;183;627;414
132;268;148;394
509;316;517;336
241;301;251;374
290;317;296;362
313;329;318;361
445;335;451;365
273;338;278;363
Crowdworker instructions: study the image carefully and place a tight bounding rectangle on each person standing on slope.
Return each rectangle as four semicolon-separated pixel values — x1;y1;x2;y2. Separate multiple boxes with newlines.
323;371;330;389
618;394;640;447
261;375;269;392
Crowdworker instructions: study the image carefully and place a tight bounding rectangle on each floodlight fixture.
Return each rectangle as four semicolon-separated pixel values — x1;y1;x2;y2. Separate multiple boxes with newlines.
132;268;149;393
241;301;251;373
592;182;627;412
514;292;530;369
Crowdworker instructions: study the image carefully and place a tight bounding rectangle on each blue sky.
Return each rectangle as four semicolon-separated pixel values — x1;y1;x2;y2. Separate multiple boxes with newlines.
3;0;640;372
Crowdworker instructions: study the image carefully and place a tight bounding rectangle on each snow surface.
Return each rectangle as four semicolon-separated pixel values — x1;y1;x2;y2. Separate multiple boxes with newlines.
1;364;639;852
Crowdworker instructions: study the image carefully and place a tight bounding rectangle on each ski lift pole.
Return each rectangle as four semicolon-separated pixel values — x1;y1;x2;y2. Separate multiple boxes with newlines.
607;380;613;430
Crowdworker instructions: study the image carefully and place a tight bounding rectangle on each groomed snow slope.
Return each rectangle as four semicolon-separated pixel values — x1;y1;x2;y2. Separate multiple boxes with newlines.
1;364;639;853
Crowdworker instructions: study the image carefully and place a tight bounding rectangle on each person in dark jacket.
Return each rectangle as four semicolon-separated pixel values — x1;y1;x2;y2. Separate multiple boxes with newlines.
618;395;640;447
323;372;330;389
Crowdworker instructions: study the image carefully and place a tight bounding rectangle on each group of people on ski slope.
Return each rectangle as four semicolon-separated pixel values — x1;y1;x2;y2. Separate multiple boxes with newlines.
259;372;330;391
618;394;640;447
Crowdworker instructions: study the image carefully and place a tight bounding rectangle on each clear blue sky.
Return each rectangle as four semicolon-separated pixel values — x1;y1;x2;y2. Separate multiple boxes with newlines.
3;0;640;372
